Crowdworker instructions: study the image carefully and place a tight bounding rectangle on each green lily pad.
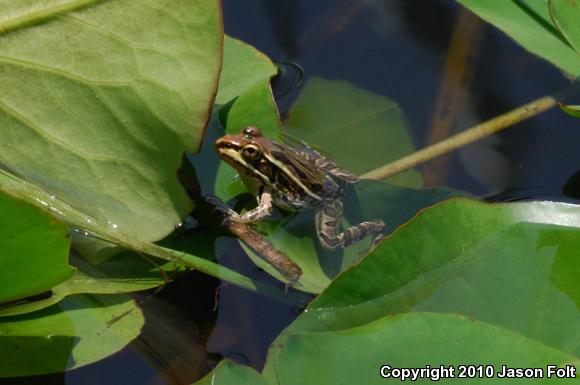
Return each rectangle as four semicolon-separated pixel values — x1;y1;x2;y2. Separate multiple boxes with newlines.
457;0;580;77
313;199;580;312
272;199;580;354
0;0;222;242
549;0;580;53
0;294;144;377
194;359;269;385
215;36;278;106
0;191;73;303
258;198;580;384
263;312;577;385
285;77;422;188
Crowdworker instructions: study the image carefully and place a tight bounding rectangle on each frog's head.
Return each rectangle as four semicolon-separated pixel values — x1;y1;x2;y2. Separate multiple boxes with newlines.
215;126;264;163
215;127;273;185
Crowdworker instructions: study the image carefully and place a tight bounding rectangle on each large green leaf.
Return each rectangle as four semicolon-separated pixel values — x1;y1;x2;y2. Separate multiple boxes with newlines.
264;313;577;385
258;199;580;384
0;0;222;242
549;0;580;53
313;199;580;314
456;0;580;77
0;294;144;377
0;191;73;303
202;312;578;384
285;77;422;188
303;221;580;352
268;199;580;350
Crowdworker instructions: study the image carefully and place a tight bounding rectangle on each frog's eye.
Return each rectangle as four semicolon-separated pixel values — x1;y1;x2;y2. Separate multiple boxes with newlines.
242;143;262;161
242;126;262;138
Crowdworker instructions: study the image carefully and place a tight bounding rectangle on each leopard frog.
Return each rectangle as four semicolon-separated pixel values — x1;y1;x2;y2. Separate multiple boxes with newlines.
214;126;385;251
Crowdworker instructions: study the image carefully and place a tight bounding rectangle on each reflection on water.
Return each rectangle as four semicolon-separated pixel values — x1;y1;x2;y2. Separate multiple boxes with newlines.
5;0;579;384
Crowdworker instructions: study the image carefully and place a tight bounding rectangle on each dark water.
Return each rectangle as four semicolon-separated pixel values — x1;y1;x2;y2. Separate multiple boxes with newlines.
5;0;579;384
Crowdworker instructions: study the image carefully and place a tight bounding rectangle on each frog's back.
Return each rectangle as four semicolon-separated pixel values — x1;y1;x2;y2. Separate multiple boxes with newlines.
267;143;341;210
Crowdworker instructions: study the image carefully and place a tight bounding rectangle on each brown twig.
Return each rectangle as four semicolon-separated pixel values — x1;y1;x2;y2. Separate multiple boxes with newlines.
221;218;303;282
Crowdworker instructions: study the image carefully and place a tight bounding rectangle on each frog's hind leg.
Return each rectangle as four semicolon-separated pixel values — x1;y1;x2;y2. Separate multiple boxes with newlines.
295;145;359;184
315;199;385;251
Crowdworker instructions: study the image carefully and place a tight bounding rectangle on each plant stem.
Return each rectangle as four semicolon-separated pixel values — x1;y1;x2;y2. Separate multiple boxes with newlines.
361;95;558;181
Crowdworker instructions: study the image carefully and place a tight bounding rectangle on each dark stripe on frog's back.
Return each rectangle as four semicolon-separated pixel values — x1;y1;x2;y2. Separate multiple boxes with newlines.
268;144;326;192
268;160;318;210
264;145;324;209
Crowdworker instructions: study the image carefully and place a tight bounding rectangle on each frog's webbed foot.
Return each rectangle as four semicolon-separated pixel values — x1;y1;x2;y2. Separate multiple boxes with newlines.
315;199;385;253
295;143;360;184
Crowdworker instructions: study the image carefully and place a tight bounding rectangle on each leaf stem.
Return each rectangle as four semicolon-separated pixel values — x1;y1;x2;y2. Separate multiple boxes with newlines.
360;95;560;181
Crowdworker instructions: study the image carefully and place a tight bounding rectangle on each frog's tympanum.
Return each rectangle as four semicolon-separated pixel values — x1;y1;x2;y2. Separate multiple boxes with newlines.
215;126;385;251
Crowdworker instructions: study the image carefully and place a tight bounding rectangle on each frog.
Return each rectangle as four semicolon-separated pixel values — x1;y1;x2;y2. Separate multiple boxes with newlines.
214;126;385;251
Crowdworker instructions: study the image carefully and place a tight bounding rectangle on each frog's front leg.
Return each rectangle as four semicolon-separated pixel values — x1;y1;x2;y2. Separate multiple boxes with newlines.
204;190;273;225
230;189;274;223
315;199;385;251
